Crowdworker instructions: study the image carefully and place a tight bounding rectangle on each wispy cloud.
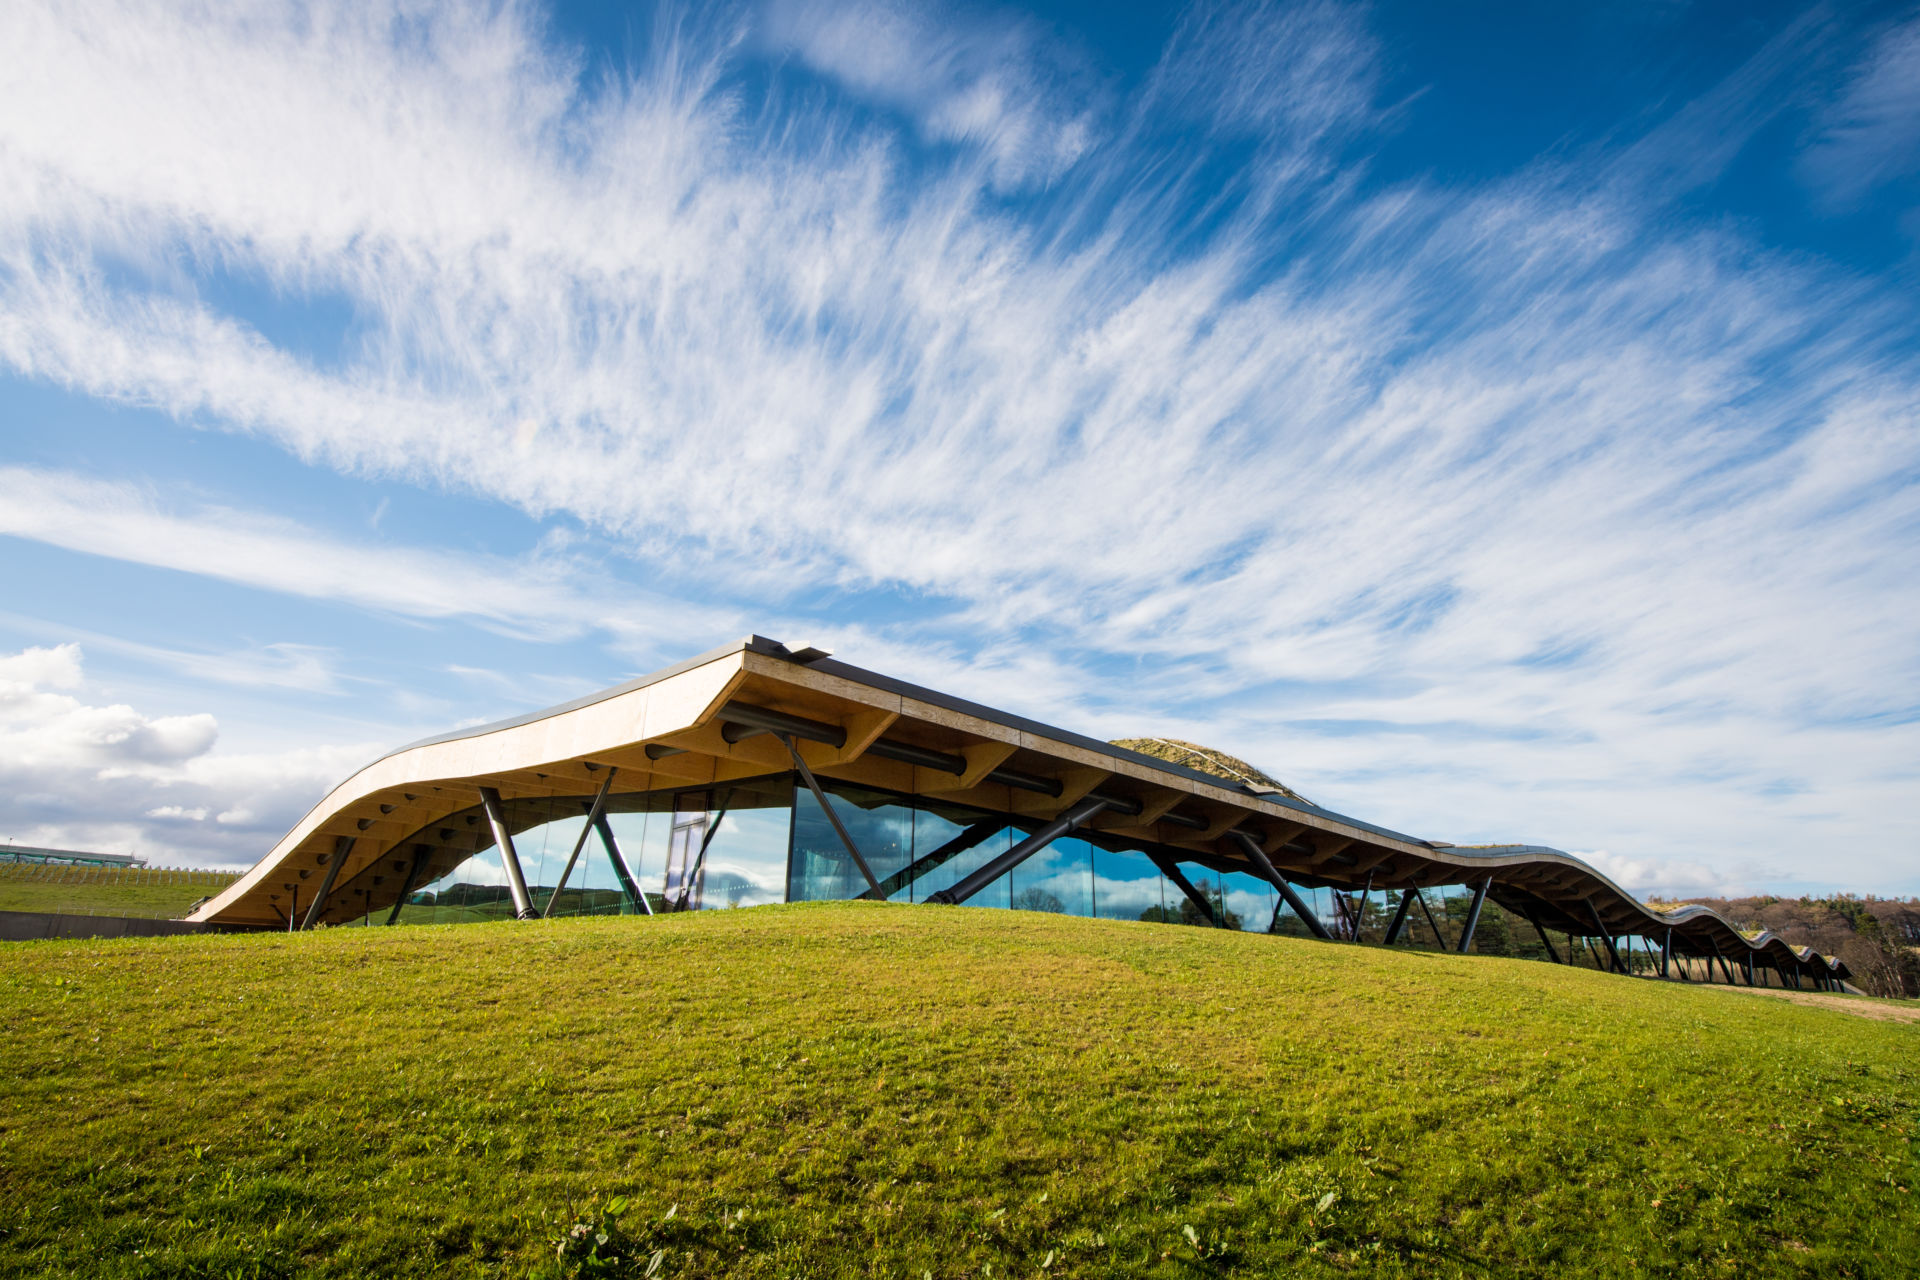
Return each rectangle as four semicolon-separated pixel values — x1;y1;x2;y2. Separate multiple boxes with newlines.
762;0;1097;188
1801;15;1920;208
0;1;1916;888
0;466;741;651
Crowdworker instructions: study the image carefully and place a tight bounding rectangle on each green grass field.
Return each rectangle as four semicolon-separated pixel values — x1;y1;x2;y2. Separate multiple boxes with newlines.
1;903;1913;1279
0;864;237;919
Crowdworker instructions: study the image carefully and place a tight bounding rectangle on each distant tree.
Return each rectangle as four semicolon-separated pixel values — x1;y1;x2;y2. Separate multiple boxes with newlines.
1137;889;1240;930
1013;886;1065;913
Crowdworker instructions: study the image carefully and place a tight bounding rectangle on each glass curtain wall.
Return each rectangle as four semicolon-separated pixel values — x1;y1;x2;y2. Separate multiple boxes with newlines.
345;770;1346;936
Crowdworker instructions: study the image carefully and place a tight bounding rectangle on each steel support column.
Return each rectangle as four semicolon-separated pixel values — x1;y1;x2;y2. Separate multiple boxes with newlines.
1383;891;1415;946
300;836;355;930
477;786;537;920
926;797;1111;906
384;844;432;926
1417;889;1451;950
1147;852;1223;927
1661;928;1672;979
543;768;619;918
876;820;1003;901
1351;871;1376;943
1523;908;1563;963
1227;831;1331;940
594;815;649;915
1330;887;1358;939
780;733;884;899
1584;898;1625;973
1455;876;1491;954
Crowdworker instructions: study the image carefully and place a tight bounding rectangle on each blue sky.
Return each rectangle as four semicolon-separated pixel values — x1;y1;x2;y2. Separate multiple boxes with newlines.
1;0;1916;896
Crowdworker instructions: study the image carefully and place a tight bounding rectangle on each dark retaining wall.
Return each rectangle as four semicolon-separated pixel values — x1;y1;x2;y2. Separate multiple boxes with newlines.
0;910;258;942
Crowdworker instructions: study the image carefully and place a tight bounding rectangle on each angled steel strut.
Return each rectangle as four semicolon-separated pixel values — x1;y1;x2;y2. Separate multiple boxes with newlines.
779;733;885;899
1522;908;1563;963
1584;897;1625;973
676;798;731;912
1147;851;1223;927
925;797;1111;906
478;786;538;919
1415;888;1451;949
1382;890;1415;945
1351;871;1376;942
543;767;619;918
384;843;433;926
875;820;1003;900
301;835;355;930
1227;830;1331;939
594;815;649;915
1455;876;1491;953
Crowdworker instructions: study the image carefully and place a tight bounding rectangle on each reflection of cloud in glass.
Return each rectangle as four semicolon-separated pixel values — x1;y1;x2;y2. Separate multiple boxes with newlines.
699;806;791;907
1225;886;1272;931
1092;873;1162;919
700;869;779;907
1019;868;1087;913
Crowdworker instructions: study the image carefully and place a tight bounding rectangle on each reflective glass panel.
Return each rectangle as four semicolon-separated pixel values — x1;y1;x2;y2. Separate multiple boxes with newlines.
1220;870;1275;933
901;803;1008;904
1266;879;1318;938
1091;847;1166;922
1007;833;1092;916
412;839;517;924
662;791;712;910
788;781;915;902
693;776;794;909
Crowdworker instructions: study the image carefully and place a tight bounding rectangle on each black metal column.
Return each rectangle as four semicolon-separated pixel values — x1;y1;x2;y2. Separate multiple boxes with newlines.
876;820;1002;900
1383;891;1415;945
384;844;432;926
1417;889;1451;950
478;786;536;919
780;734;884;899
1147;852;1223;927
1522;908;1563;963
1227;831;1330;940
926;797;1111;906
300;836;355;930
675;801;731;912
595;815;649;915
1584;898;1625;973
543;768;618;918
1350;872;1376;942
1455;877;1491;953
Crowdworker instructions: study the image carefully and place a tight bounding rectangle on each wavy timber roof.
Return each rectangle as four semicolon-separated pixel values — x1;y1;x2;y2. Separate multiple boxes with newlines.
190;636;1848;986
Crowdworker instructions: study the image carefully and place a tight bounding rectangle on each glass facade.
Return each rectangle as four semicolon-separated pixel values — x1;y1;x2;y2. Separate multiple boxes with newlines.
341;771;1451;946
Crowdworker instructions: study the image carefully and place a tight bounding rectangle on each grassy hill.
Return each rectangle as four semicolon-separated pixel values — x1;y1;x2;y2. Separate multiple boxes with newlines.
0;863;237;919
1;904;1914;1279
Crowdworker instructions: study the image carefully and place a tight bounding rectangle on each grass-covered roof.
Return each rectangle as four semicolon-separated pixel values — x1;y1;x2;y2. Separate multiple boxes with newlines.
1109;736;1312;805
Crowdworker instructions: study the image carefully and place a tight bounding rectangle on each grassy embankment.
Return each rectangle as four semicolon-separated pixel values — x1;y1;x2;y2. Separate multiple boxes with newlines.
1;902;1914;1279
0;864;237;919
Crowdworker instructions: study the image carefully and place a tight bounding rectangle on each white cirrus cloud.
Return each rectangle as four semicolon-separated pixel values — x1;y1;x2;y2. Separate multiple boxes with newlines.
1800;15;1920;207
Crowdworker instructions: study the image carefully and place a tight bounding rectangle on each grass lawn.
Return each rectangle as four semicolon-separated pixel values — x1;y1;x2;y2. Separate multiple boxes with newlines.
0;902;1914;1278
0;866;237;919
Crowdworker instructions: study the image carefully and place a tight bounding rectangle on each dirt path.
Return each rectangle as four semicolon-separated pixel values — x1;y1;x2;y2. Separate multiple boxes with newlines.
1701;983;1920;1024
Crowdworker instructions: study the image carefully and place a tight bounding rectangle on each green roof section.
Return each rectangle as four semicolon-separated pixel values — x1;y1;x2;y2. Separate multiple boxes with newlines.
1107;737;1312;806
